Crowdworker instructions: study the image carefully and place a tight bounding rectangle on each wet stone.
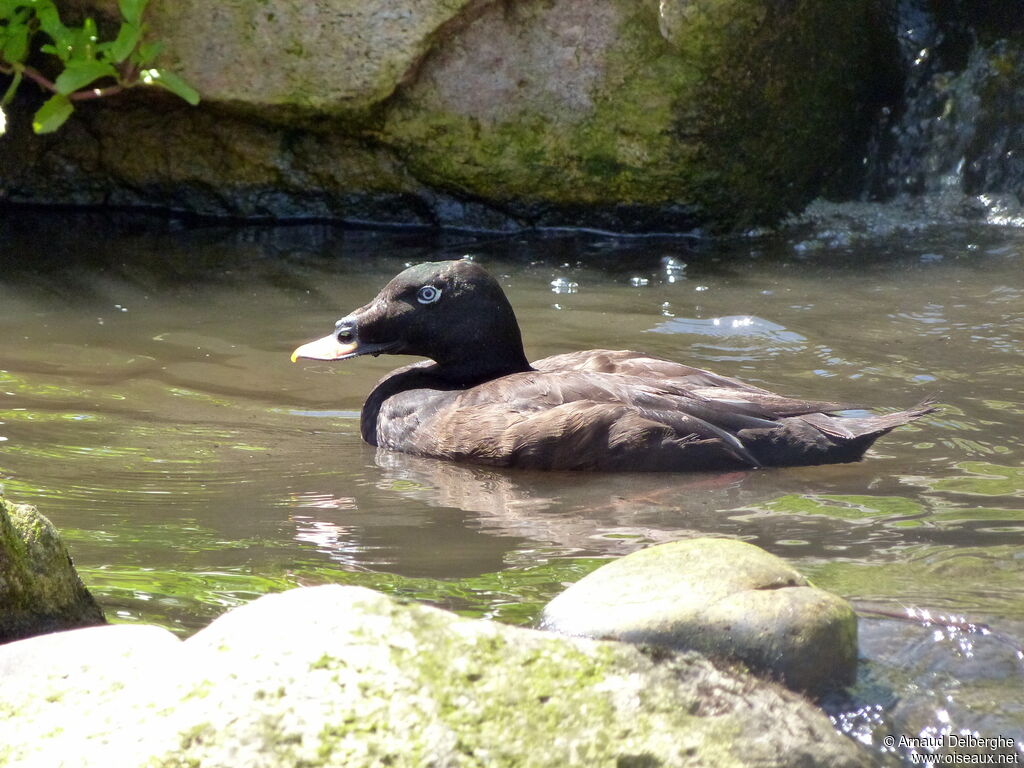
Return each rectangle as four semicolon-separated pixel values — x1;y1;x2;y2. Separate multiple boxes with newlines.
540;537;858;696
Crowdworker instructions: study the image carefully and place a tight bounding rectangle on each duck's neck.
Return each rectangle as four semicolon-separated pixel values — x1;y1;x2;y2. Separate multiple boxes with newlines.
423;293;533;386
433;344;533;386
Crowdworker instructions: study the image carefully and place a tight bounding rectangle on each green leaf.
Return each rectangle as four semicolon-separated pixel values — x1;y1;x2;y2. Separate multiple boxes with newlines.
66;18;99;61
132;40;163;66
32;93;73;134
102;22;140;63
142;68;199;105
34;3;72;60
1;3;32;23
83;16;98;46
118;0;149;26
1;24;29;63
2;68;22;105
54;60;119;95
0;6;34;63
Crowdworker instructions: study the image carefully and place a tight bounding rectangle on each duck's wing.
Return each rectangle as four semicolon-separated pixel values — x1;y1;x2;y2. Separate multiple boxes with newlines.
534;349;857;415
380;394;758;471
376;370;775;470
532;349;774;392
686;386;856;418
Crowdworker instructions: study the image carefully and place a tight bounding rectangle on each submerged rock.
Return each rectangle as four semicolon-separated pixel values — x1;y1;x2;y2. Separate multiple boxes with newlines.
540;538;858;696
0;496;105;643
0;584;871;767
3;0;894;232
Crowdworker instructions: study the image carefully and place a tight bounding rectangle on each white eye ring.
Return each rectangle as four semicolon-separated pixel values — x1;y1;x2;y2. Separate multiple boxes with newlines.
417;285;441;304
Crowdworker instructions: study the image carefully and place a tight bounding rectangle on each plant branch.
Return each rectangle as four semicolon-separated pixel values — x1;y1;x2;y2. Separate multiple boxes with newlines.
69;84;126;101
0;62;58;94
1;61;129;101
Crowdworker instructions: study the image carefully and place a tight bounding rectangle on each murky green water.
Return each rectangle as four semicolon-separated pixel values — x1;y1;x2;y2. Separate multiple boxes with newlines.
2;211;1023;756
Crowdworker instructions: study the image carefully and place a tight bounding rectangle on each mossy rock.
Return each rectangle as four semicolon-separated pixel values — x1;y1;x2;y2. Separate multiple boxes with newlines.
540;538;858;696
0;585;872;766
382;0;891;230
3;0;893;231
0;496;105;643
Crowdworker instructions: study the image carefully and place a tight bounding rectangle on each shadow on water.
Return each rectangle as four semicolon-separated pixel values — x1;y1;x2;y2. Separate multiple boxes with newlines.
2;209;1024;759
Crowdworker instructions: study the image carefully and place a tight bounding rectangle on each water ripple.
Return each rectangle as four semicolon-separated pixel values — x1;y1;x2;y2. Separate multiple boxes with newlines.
648;315;806;362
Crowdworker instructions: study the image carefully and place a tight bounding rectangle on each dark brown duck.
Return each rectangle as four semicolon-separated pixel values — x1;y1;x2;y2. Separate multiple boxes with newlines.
292;260;935;471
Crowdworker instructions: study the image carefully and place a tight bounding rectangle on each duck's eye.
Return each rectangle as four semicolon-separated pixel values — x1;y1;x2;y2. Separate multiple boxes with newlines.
416;285;442;304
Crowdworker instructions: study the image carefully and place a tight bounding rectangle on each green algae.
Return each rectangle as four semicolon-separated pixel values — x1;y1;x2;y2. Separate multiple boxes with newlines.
743;491;1024;534
0;409;100;422
804;543;1024;618
756;494;928;522
928;461;1024;497
0;370;121;401
79;556;609;636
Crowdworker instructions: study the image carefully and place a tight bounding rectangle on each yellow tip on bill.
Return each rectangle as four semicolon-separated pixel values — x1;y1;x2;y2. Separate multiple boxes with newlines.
290;334;359;362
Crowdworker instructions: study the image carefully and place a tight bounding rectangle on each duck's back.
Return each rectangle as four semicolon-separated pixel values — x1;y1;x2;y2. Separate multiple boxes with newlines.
363;350;933;472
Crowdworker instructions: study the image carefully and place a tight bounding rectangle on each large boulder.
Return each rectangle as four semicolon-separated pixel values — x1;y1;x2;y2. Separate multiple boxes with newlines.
0;496;105;643
64;0;475;116
0;584;872;766
1;0;894;231
540;538;858;696
382;0;888;230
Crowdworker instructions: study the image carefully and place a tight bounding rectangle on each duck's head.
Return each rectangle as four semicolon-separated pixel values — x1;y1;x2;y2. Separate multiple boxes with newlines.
292;260;531;383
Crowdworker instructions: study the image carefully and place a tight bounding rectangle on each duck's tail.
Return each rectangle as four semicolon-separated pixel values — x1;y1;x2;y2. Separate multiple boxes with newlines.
839;397;939;440
741;398;939;467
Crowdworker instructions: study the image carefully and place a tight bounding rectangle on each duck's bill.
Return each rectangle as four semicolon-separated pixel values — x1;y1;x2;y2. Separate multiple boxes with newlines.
291;334;358;362
291;334;396;362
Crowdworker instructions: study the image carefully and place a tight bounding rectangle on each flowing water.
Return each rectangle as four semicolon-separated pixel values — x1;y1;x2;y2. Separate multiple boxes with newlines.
2;210;1023;760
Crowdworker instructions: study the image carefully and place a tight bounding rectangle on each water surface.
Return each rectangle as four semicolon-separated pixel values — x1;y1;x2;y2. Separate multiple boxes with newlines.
1;211;1022;758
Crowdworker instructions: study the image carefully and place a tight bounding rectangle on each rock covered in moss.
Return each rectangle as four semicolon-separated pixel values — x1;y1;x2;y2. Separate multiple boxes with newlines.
0;496;105;644
540;538;858;696
0;584;871;767
5;0;894;231
384;0;890;231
